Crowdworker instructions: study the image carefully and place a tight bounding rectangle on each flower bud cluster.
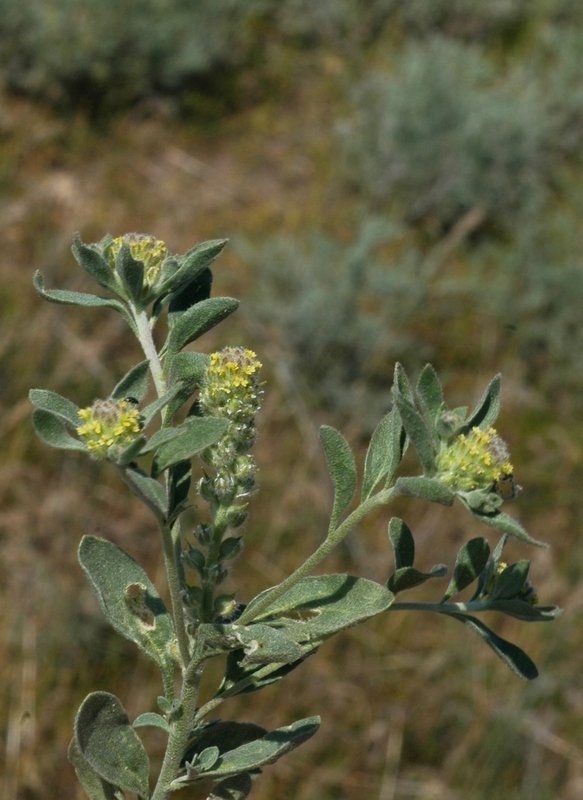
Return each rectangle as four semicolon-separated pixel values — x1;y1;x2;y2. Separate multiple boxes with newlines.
76;398;143;458
106;233;169;290
198;347;263;506
436;426;513;493
487;562;539;606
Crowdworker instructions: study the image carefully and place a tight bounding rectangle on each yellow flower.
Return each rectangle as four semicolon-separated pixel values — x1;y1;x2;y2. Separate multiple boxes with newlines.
77;398;143;458
108;233;168;287
436;426;513;493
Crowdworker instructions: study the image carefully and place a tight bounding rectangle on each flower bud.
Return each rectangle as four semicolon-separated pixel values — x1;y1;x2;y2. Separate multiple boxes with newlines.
106;233;168;291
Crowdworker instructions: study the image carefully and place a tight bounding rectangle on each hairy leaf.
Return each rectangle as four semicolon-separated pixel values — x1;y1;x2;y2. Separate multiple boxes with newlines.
74;692;150;798
78;536;175;681
164;297;239;363
362;408;405;500
388;517;415;569
441;538;491;602
463;505;547;548
115;243;144;304
388;564;447;594
319;426;357;530
415;364;444;431
29;389;80;428
165;351;210;419
395;476;454;506
32;409;86;451
392;393;435;473
133;713;170;733
111;361;150;403
68;738;125;800
72;233;120;293
208;773;254;800
151;416;228;476
459;374;502;433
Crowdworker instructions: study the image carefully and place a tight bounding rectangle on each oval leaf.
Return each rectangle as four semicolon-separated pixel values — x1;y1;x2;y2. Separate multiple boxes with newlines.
165;351;210;420
32;409;86;451
362;408;405;500
388;564;447;594
75;692;150;798
441;537;491;602
115;243;144;304
68;738;125;800
459;374;501;434
463;505;547;548
78;536;176;680
415;364;444;429
133;712;170;733
319;426;357;531
151;416;229;476
72;234;120;293
164;297;239;363
395;476;454;506
392;394;435;473
29;389;80;428
388;517;415;569
111;361;150;403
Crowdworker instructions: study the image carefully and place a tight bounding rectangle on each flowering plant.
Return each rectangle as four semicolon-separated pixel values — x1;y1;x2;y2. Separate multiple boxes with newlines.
30;233;561;800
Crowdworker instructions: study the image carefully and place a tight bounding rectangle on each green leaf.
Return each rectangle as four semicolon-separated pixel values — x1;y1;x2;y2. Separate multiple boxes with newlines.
164;297;239;363
68;738;125;800
140;426;186;454
32;409;86;451
184;721;267;768
318;426;357;531
209;774;254;800
29;389;80;428
388;564;447;594
74;692;150;798
72;233;120;293
392;393;435;473
484;600;562;622
171;717;320;786
159;239;227;297
394;477;454;506
216;651;315;697
201;623;304;666
33;271;136;333
111;361;150;403
388;517;415;569
462;505;547;548
115;243;144;304
393;363;414;403
245;574;395;642
141;384;184;428
459;374;501;434
133;713;170;734
78;536;176;681
441;538;491;602
121;467;167;521
167;460;192;522
165;351;210;420
489;560;530;600
362;408;405;501
415;364;444;430
151;416;229;476
446;612;538;680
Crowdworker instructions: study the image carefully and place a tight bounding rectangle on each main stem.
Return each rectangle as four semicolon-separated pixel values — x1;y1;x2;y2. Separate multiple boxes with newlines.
238;487;397;625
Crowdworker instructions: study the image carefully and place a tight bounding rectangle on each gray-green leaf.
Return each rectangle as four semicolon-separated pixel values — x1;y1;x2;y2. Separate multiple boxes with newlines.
164;297;239;363
74;692;150;798
441;538;491;602
388;564;447;594
392;393;435;473
462;506;547;548
111;361;150;403
361;408;405;501
165;351;210;420
115;243;144;304
68;738;125;800
32;409;86;451
319;426;357;531
29;389;80;428
209;774;254;800
133;713;170;734
388;517;415;569
171;716;320;786
415;364;444;431
446;612;538;680
459;374;501;434
151;416;229;476
394;476;454;506
78;536;176;681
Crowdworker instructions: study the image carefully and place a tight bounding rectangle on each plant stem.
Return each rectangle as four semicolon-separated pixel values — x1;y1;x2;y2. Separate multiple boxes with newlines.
389;601;487;614
161;520;191;668
151;649;206;800
133;305;166;398
238;487;397;625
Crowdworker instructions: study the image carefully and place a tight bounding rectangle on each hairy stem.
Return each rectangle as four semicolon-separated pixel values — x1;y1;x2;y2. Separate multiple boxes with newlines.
133;305;166;398
238;487;397;625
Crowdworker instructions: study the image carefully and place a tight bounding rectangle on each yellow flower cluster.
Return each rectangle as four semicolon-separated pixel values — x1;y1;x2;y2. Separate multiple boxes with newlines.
200;347;263;422
109;233;168;285
76;398;143;458
436;426;513;493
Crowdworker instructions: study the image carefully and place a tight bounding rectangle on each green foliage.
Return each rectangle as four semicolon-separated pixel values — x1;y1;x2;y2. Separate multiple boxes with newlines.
31;232;561;799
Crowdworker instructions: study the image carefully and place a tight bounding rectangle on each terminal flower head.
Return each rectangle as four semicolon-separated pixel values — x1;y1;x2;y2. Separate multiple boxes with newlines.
199;347;263;427
107;233;169;287
436;426;513;494
76;398;143;458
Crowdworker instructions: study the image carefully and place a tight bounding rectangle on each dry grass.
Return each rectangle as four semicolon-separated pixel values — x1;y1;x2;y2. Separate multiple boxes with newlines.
1;60;582;800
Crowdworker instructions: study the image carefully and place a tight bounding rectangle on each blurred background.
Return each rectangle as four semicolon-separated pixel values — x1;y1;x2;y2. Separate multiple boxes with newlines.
2;1;583;798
